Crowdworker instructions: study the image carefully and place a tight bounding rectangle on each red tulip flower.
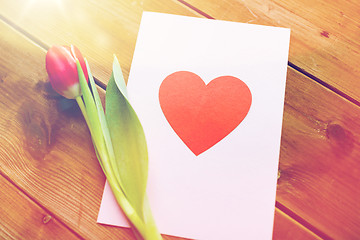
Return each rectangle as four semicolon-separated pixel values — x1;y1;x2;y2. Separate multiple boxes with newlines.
46;45;89;99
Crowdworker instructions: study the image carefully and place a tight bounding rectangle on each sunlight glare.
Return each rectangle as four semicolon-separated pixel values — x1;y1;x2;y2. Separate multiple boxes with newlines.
19;0;66;21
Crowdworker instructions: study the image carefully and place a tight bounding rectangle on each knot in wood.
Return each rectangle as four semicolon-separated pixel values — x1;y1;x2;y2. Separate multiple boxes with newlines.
326;122;354;156
42;215;52;224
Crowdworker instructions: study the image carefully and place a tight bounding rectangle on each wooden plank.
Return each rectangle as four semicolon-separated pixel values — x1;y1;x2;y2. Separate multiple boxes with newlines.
277;67;360;239
178;0;360;102
0;0;201;85
273;209;320;240
0;174;79;239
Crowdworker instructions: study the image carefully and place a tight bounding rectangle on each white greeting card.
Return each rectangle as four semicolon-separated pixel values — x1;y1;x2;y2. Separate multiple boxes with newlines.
98;12;290;240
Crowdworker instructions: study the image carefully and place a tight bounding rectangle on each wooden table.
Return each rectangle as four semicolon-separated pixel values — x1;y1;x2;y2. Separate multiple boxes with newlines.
0;0;359;239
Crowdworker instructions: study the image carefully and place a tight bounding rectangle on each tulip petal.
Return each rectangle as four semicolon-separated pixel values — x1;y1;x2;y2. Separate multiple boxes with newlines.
46;45;88;99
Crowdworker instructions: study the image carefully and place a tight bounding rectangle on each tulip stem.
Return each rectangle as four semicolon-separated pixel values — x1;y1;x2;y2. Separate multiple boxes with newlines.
76;96;90;127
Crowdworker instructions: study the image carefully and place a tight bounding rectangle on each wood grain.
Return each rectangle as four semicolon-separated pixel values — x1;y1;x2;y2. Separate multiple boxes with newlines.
0;174;80;239
180;0;360;102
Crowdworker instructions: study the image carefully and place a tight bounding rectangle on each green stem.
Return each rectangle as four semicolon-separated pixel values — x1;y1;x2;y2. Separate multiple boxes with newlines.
142;196;163;240
107;174;147;238
108;174;162;240
76;95;109;174
76;96;90;127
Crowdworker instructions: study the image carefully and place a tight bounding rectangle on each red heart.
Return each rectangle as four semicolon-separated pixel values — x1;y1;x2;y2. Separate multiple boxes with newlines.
159;71;252;156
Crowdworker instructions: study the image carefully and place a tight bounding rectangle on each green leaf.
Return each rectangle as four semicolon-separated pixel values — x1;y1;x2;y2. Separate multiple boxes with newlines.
84;61;115;172
105;55;148;220
76;60;107;157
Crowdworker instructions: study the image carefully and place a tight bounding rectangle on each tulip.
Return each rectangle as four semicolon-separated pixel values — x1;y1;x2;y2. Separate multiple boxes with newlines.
46;45;162;239
46;45;89;99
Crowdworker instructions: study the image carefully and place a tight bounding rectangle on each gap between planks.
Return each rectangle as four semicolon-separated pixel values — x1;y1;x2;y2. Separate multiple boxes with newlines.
275;202;331;240
0;6;337;240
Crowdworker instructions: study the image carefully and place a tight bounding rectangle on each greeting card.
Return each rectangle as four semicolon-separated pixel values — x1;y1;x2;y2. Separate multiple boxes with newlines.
98;12;290;240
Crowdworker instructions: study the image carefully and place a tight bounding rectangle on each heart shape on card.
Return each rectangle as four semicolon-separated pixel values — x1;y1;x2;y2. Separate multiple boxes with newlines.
159;71;252;156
